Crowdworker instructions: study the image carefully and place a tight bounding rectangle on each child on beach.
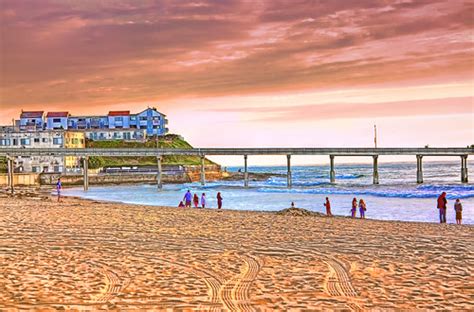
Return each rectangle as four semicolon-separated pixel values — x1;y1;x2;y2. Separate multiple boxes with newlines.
359;199;366;219
193;193;199;208
178;201;185;208
454;199;462;225
56;178;62;202
351;198;357;218
217;192;223;210
324;197;332;216
201;193;206;208
183;190;192;208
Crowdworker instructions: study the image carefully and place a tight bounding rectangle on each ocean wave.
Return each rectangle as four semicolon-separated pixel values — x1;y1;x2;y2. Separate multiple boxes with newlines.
256;187;474;199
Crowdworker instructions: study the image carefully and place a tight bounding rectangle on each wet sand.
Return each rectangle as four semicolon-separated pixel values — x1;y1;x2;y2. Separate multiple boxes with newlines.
1;192;473;311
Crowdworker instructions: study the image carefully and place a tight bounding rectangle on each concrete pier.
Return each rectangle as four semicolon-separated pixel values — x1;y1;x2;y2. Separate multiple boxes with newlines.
461;155;468;183
287;154;292;188
373;155;379;185
156;156;162;189
200;156;205;185
416;155;423;184
7;156;14;193
330;155;336;183
244;155;249;188
83;156;89;191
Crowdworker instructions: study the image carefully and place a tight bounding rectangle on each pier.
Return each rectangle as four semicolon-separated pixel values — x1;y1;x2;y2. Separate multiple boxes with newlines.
1;147;471;192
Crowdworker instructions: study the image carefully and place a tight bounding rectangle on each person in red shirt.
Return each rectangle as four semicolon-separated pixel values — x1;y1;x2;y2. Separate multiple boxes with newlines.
193;193;199;208
437;192;447;223
324;197;332;216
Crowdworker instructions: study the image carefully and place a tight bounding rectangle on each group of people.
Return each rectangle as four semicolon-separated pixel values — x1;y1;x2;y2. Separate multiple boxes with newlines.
179;190;223;209
437;192;463;224
321;197;367;219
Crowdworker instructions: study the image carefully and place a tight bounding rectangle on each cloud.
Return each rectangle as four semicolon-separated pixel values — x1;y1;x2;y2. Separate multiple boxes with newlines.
0;0;472;111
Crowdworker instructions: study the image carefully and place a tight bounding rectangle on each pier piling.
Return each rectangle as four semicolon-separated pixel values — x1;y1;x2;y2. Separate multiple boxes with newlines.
244;155;249;188
157;156;162;189
416;155;423;184
330;155;336;183
7;156;14;194
83;156;89;191
373;155;379;185
287;154;292;188
461;155;468;183
200;155;205;185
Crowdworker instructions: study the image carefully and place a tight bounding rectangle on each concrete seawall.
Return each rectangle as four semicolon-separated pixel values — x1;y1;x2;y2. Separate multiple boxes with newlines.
0;165;224;186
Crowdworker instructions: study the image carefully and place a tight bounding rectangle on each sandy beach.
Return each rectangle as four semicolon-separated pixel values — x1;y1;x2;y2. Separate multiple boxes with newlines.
1;190;473;311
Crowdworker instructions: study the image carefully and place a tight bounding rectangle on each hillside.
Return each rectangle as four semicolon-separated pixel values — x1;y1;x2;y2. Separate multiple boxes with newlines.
85;134;216;169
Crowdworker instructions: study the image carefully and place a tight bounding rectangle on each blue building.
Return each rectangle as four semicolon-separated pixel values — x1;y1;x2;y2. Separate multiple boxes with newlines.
43;107;168;137
46;112;69;130
19;111;44;131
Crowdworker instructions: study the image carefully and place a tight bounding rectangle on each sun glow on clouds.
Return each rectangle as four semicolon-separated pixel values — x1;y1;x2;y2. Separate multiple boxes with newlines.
0;0;473;163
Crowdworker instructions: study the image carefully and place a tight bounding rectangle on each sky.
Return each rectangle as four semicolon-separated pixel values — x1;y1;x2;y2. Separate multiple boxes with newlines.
0;0;473;165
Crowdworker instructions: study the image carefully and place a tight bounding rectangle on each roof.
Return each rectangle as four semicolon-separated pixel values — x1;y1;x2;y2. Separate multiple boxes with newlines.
108;111;130;116
137;107;166;117
46;112;69;118
20;111;44;118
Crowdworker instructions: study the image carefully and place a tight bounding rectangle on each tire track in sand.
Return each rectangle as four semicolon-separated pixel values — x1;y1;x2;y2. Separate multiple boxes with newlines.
94;268;123;303
220;254;262;312
324;257;362;311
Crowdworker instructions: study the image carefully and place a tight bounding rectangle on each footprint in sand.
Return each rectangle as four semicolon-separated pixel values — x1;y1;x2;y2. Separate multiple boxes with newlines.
324;257;362;311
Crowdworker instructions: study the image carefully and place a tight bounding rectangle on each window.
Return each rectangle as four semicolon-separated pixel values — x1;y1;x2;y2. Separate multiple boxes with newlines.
53;118;61;123
42;138;48;143
32;166;39;173
139;116;148;121
20;138;30;145
115;117;123;122
0;139;10;146
13;139;18;145
34;138;40;143
53;138;63;145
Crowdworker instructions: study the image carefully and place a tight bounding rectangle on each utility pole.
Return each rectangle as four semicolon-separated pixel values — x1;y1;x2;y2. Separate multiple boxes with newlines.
374;124;378;148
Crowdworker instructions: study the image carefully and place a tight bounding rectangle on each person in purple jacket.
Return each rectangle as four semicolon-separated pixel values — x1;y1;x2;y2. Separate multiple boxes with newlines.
183;190;192;208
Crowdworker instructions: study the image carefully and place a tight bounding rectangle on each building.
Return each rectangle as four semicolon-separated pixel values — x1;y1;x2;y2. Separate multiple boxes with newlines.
0;130;65;173
64;131;85;171
84;128;147;141
46;112;69;130
19;111;44;131
62;107;168;137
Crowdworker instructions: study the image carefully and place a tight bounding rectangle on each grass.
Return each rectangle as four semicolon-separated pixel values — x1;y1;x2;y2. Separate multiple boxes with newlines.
86;134;216;168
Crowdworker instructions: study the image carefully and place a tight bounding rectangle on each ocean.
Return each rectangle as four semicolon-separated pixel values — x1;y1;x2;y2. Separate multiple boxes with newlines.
62;161;473;224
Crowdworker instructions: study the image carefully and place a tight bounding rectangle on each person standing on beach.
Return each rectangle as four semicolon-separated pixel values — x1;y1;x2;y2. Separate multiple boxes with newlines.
201;193;206;208
193;193;199;208
183;190;192;208
437;192;447;223
56;178;62;202
454;199;463;225
351;198;357;218
324;197;332;216
359;199;366;219
217;192;223;210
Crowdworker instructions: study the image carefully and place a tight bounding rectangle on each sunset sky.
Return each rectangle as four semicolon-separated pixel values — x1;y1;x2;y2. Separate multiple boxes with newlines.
0;0;473;165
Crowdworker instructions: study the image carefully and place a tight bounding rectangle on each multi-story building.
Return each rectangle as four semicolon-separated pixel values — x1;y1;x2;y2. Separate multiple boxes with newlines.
64;131;85;171
0;130;65;173
19;111;44;131
46;112;69;130
12;107;168;137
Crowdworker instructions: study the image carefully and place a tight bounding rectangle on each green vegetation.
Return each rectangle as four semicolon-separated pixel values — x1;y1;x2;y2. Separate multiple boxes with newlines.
0;156;6;173
86;134;216;169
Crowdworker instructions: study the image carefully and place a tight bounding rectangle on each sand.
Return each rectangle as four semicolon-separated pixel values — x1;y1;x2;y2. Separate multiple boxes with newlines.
0;191;473;311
